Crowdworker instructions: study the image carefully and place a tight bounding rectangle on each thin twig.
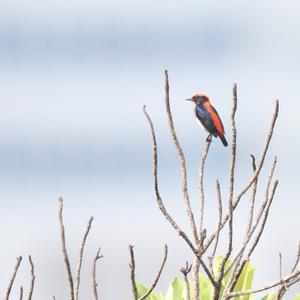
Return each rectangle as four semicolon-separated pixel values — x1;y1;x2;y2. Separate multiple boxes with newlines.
74;216;94;300
164;70;199;244
246;154;258;235
216;83;237;288
27;255;35;300
4;256;22;300
129;245;138;300
139;245;168;300
279;253;283;279
92;248;103;300
58;197;74;300
198;137;212;239
19;286;23;300
291;243;300;273
180;262;192;300
276;253;286;300
143;105;196;253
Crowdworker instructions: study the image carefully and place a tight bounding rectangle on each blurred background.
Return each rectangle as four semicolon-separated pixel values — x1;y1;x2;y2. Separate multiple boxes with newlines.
0;0;299;299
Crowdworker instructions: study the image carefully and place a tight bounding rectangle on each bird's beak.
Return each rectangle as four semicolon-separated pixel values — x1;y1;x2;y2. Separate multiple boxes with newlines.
186;98;193;102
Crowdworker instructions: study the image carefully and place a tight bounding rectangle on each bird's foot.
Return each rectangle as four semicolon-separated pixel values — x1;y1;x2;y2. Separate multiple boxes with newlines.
206;134;212;143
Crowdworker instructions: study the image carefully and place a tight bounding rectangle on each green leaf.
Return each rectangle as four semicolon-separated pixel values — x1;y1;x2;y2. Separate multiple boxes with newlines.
165;277;185;300
135;282;159;300
259;291;276;300
199;273;213;300
136;282;148;298
292;294;300;300
213;256;234;297
233;260;255;300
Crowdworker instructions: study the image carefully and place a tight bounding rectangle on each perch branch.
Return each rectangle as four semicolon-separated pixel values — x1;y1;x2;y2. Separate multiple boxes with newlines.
74;216;94;300
19;286;23;300
198;137;212;239
92;248;103;300
58;197;74;300
4;256;22;300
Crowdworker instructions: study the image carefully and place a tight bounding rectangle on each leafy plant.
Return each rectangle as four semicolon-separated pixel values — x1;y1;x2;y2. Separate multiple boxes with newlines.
134;256;300;300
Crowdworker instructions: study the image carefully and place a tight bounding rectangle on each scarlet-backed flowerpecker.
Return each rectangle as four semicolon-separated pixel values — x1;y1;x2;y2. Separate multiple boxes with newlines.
186;93;228;147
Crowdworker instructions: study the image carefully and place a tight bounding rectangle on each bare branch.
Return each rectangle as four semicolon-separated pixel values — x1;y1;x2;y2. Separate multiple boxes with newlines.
192;257;201;300
129;245;138;300
180;262;192;300
58;197;74;300
139;245;168;300
276;247;300;299
92;248;103;300
223;156;278;288
224;179;279;296
247;180;278;259
225;82;237;259
204;100;279;253
198;137;212;238
209;180;223;276
129;244;168;300
234;100;279;203
4;256;22;300
27;255;35;300
226;269;300;298
164;70;199;244
143;105;196;253
74;216;94;300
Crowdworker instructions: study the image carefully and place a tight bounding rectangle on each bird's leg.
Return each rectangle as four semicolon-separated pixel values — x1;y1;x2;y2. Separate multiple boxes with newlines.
206;134;212;142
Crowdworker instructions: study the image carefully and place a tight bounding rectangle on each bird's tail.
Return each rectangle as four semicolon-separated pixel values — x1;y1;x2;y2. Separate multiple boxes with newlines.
219;135;228;147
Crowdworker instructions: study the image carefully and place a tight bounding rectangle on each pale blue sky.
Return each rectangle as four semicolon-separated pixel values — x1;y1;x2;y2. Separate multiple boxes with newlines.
0;1;299;299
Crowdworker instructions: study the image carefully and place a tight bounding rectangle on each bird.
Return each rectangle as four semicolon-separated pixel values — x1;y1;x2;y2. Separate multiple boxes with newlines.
186;93;228;147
